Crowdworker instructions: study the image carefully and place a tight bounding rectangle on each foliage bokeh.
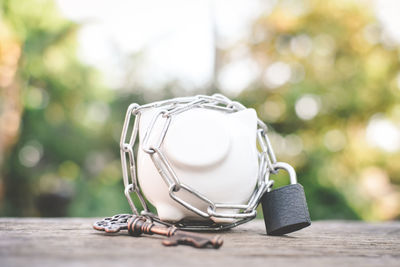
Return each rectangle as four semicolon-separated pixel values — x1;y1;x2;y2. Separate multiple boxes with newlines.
0;0;399;220
240;0;400;221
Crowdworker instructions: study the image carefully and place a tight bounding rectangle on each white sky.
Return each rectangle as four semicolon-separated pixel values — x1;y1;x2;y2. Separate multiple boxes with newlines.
55;0;268;93
56;0;400;95
55;0;400;153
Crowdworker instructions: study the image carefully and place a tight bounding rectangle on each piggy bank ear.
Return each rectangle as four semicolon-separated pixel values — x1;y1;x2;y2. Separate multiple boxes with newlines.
163;109;231;170
228;108;258;133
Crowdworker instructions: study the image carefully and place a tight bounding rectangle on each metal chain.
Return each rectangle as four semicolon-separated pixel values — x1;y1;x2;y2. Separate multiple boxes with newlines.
120;94;287;231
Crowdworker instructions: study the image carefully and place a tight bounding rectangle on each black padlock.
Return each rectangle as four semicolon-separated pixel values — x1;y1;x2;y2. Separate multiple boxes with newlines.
261;162;311;236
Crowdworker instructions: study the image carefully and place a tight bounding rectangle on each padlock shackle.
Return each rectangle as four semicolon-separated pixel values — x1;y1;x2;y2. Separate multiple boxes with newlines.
272;162;297;184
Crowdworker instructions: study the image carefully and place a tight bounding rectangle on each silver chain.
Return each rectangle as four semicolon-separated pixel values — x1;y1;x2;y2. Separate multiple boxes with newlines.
120;94;288;231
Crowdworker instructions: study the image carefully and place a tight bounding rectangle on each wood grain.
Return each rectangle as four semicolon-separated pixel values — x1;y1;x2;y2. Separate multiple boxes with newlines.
0;218;399;267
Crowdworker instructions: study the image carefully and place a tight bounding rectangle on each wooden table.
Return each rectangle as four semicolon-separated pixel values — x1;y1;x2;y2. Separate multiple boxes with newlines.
0;218;399;266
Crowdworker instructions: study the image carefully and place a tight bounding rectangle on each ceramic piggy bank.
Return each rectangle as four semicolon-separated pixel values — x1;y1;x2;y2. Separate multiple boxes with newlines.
137;106;259;223
95;95;311;237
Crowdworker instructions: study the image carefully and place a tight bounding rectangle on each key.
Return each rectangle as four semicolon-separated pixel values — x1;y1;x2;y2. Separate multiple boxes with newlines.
93;214;223;249
128;216;223;248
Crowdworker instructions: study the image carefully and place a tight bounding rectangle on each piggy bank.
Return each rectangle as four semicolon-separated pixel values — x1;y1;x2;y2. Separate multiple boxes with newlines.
136;106;259;223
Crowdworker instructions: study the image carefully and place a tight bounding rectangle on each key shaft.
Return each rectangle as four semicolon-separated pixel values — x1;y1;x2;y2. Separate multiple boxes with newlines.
127;216;223;248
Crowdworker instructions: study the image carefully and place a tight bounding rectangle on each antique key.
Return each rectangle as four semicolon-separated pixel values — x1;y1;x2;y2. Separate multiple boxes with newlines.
93;214;223;249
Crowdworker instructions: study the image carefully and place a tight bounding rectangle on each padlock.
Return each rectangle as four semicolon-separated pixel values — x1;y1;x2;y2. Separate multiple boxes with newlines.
261;162;311;236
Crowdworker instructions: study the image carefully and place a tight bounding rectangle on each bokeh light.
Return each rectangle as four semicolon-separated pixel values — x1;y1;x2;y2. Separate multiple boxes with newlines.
1;0;400;221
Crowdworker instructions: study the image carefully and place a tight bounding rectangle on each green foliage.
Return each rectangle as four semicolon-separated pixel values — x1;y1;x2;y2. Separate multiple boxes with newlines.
1;0;399;221
237;0;400;220
0;0;133;217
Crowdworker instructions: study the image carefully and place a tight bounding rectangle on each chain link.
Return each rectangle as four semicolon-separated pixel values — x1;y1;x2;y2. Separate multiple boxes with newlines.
119;94;288;230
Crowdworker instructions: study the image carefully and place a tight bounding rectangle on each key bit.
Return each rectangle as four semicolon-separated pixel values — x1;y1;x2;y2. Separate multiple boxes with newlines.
128;216;223;249
162;231;223;248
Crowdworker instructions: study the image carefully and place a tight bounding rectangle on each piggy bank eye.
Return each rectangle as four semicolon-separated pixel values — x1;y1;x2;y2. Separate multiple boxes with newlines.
163;109;231;170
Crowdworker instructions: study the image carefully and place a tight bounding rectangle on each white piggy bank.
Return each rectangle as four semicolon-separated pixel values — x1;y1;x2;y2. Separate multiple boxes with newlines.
137;107;259;223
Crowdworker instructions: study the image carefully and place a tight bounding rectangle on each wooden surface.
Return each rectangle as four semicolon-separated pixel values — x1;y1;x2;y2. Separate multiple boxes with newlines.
0;218;399;267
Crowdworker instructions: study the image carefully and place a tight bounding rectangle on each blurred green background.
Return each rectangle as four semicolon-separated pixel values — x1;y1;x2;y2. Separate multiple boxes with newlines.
0;0;399;221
